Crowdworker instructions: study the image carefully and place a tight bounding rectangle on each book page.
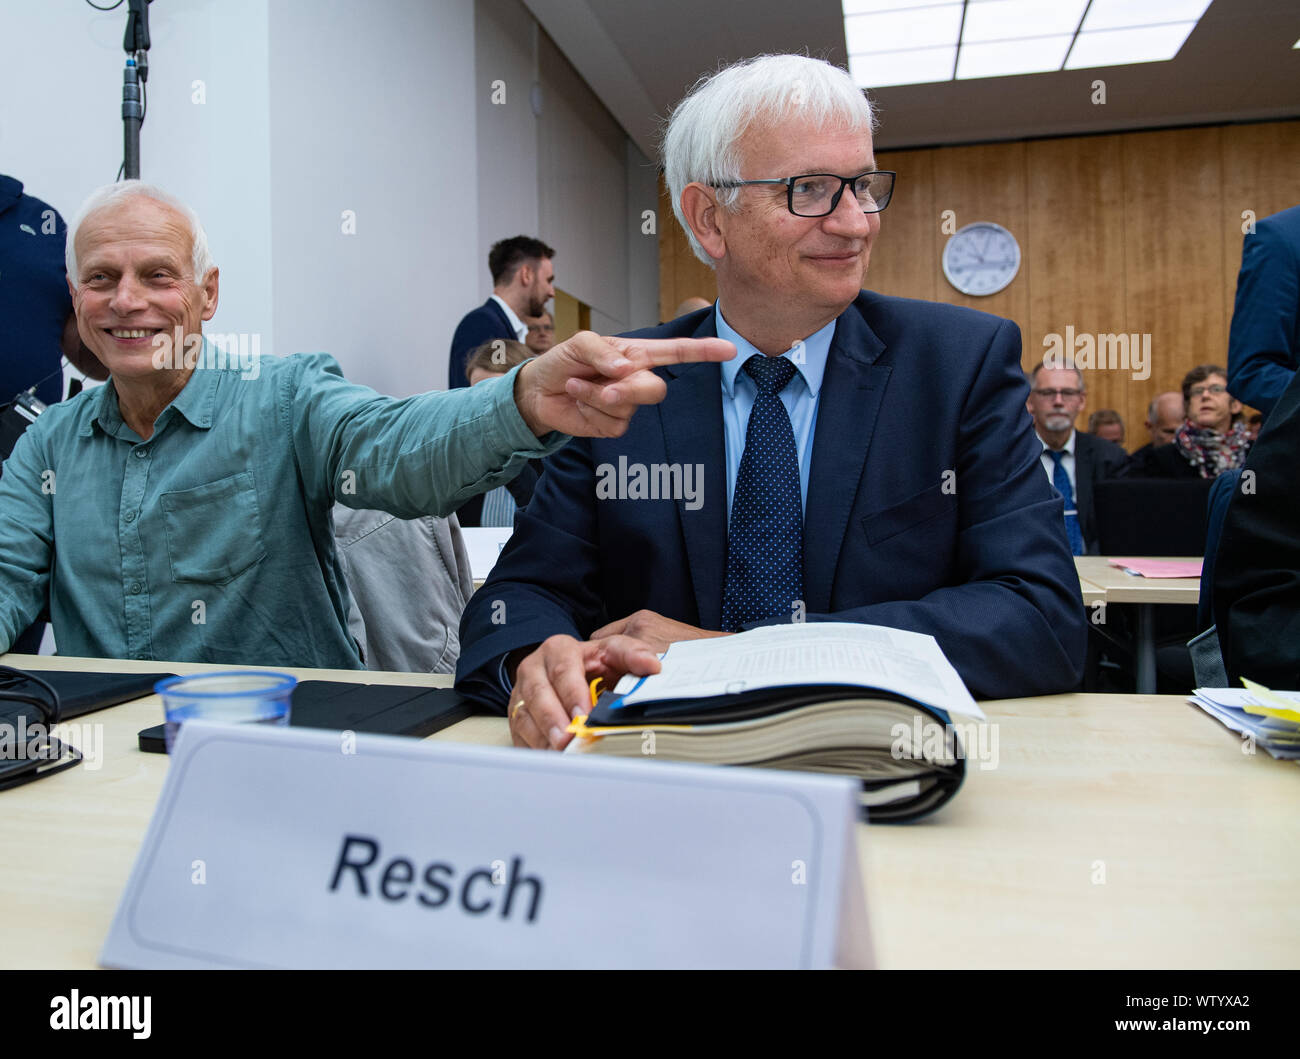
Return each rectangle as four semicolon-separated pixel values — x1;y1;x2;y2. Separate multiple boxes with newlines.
612;622;983;719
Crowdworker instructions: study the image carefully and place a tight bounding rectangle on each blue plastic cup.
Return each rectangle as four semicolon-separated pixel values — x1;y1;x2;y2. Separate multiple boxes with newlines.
156;671;297;752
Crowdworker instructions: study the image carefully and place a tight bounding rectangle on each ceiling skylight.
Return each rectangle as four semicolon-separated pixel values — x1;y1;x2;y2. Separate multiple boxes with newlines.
844;0;1216;88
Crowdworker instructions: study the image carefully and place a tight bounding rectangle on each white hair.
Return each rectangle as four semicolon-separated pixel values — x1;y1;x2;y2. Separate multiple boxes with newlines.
661;54;877;266
65;180;214;284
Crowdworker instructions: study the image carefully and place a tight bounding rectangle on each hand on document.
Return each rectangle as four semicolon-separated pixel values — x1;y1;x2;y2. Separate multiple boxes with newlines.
590;610;732;655
507;611;730;752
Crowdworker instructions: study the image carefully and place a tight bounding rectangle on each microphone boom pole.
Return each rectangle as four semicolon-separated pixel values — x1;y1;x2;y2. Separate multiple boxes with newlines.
121;0;151;179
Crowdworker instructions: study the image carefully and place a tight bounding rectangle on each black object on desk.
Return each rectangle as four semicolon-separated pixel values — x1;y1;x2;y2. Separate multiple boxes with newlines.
0;668;171;791
137;679;480;753
5;669;171;719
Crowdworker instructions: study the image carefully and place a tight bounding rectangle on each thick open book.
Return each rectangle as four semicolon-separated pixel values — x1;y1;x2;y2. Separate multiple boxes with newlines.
565;622;986;823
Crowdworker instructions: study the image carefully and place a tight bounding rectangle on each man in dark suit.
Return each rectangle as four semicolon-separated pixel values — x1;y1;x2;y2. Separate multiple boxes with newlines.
455;54;1086;747
1025;358;1127;554
1214;368;1300;687
447;235;554;389
1227;204;1299;418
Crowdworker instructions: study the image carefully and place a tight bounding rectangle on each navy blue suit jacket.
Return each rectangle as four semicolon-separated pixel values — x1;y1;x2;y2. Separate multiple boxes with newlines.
448;298;514;390
1228;204;1300;416
455;292;1087;707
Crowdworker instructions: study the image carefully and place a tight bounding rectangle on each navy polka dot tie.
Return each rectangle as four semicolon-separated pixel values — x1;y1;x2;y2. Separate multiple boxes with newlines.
721;354;803;632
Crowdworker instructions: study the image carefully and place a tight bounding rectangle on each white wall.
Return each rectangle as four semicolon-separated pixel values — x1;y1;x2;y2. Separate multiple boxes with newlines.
477;0;659;335
625;138;661;331
538;32;630;331
476;0;540;292
268;0;478;398
0;0;273;344
1;0;654;396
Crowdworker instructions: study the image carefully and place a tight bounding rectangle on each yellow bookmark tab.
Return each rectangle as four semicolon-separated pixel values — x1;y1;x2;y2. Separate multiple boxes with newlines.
1240;677;1300;724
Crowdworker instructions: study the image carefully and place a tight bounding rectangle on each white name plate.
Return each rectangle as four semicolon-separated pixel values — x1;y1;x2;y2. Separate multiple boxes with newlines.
101;721;871;969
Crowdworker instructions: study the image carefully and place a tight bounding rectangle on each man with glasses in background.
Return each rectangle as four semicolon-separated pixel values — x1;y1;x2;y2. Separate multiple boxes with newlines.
456;54;1086;748
523;310;556;355
1026;358;1128;554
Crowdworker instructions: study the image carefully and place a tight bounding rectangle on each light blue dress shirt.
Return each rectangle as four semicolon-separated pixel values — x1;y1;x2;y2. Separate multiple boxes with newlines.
0;346;567;667
495;308;836;698
715;306;834;520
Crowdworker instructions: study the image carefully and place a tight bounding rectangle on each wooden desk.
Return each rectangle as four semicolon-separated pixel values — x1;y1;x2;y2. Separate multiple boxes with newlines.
1074;556;1203;692
1074;556;1202;606
3;654;1295;969
1075;573;1106;607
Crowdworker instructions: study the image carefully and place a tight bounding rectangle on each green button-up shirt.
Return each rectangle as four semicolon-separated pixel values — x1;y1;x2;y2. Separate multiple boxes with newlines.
0;349;567;667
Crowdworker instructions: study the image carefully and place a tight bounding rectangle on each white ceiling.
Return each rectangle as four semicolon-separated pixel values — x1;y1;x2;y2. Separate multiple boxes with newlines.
523;0;1300;157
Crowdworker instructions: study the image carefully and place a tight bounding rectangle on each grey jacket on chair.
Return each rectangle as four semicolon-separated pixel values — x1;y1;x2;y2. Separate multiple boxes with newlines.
332;504;474;674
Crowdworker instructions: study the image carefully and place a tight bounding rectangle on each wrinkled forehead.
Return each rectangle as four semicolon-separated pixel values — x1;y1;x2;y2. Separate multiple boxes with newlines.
737;114;876;173
1035;367;1084;389
75;198;194;270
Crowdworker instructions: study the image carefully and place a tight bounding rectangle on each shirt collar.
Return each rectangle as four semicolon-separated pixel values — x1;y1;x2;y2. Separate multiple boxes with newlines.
1040;429;1077;456
715;305;834;399
80;338;222;438
490;294;529;343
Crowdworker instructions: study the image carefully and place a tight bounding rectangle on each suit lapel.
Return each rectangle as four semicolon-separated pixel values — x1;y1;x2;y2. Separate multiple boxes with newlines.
661;314;727;628
1074;434;1093;519
1073;433;1095;543
803;303;891;613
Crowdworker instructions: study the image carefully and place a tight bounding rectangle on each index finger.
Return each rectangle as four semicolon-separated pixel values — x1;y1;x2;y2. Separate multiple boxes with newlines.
603;336;736;374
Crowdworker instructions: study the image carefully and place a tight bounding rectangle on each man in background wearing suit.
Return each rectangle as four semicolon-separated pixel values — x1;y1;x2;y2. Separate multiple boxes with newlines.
447;236;554;389
456;54;1086;749
1026;359;1127;555
1227;204;1299;418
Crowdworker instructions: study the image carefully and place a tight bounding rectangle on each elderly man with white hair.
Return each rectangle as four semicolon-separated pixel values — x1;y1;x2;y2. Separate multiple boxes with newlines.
0;181;732;666
456;54;1087;749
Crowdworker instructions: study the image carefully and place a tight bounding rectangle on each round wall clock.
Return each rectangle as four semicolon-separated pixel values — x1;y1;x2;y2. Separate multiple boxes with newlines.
942;221;1021;296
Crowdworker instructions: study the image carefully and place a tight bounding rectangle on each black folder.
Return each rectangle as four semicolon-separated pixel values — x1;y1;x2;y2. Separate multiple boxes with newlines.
0;669;168;722
137;679;480;753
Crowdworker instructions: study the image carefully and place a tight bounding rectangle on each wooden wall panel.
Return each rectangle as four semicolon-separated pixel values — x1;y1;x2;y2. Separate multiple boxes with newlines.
930;141;1031;335
1025;134;1133;433
1121;127;1227;410
1219;121;1300;340
868;147;936;301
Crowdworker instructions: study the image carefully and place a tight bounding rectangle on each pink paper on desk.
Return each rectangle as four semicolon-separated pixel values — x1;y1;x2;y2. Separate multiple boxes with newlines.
1108;558;1203;578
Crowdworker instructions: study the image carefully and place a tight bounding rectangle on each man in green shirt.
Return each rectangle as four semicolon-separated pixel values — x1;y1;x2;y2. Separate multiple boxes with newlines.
0;182;732;667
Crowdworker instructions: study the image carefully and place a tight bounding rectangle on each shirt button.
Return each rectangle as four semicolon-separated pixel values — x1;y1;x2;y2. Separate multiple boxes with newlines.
125;511;136;523
135;448;148;458
130;582;142;594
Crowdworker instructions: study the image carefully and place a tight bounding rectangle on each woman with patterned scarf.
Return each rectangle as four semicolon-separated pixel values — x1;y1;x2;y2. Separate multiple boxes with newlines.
1127;364;1252;478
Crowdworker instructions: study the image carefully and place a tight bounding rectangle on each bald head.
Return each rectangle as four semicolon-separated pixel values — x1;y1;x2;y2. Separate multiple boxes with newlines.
673;297;713;318
1145;392;1184;447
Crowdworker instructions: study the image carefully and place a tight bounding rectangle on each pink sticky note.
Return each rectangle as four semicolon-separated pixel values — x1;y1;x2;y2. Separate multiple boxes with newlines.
1108;558;1203;578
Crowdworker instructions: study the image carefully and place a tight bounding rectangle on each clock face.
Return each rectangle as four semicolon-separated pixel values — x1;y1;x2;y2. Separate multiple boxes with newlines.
942;222;1021;296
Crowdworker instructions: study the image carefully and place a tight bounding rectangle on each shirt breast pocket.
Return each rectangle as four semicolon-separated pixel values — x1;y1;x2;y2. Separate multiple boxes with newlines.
159;472;267;584
861;482;955;545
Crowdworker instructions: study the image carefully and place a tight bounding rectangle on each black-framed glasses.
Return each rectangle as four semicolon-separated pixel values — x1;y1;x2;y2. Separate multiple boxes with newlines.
711;171;896;217
1032;388;1085;399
